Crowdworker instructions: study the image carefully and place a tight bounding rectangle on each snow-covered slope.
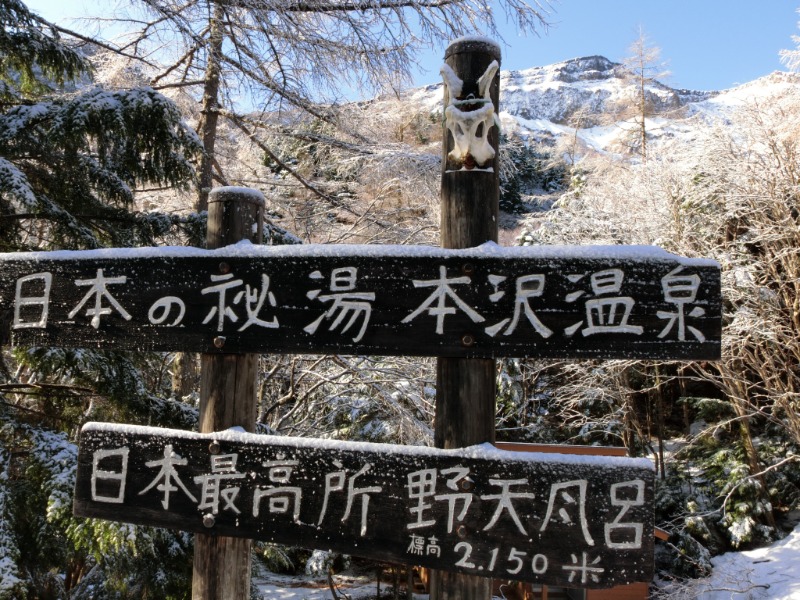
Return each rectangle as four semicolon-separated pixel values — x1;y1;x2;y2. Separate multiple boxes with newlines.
696;524;800;599
407;55;800;154
499;55;700;126
689;70;800;117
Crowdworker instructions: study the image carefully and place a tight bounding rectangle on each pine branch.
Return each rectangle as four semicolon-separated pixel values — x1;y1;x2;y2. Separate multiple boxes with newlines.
33;17;157;69
150;31;208;85
0;382;96;396
150;79;206;90
281;0;461;13
719;455;800;520
221;109;339;205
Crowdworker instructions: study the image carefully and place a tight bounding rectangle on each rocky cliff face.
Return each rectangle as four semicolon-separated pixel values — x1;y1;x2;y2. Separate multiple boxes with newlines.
404;55;796;154
499;55;713;126
412;55;713;122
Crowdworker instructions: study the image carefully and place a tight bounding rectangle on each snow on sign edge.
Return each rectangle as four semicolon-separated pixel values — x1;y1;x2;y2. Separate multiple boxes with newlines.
80;421;655;472
0;240;720;269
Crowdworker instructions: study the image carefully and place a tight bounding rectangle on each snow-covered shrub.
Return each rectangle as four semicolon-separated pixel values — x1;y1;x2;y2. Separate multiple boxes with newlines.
305;549;350;577
255;543;308;575
0;449;25;599
666;529;713;579
499;135;566;213
260;355;434;446
510;80;800;589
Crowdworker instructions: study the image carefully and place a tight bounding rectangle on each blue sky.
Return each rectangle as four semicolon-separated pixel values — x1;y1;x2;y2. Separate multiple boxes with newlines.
27;0;800;92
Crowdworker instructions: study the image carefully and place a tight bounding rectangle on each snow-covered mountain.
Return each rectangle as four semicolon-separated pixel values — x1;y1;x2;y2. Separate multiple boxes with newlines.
406;55;800;154
499;55;710;124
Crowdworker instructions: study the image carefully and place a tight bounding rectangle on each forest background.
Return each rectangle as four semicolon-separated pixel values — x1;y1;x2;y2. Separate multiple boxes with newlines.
1;0;800;598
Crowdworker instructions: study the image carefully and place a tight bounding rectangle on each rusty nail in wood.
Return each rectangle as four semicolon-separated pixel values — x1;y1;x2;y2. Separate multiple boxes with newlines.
218;261;230;274
209;441;220;455
461;334;475;347
459;478;474;492
462;263;474;275
213;336;226;348
457;525;468;539
203;514;215;528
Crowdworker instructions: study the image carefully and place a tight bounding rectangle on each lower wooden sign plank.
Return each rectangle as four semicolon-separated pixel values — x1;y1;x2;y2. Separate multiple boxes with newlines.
0;243;721;359
73;422;655;588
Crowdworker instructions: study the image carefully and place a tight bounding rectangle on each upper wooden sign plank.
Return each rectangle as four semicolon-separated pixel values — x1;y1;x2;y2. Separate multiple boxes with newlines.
0;243;721;359
74;422;655;588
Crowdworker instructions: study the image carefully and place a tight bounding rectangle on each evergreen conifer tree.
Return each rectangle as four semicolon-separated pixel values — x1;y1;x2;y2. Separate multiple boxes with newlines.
0;0;202;251
0;2;202;597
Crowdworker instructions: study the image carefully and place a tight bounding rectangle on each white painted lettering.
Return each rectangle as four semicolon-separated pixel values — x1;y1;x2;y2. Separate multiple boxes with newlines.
304;267;374;342
68;269;131;329
402;265;484;334
13;272;52;329
481;478;534;535
91;447;129;504
604;479;645;549
540;479;594;546
139;444;197;510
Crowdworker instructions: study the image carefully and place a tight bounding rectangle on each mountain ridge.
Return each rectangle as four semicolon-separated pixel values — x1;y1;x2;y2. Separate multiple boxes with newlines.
403;55;799;154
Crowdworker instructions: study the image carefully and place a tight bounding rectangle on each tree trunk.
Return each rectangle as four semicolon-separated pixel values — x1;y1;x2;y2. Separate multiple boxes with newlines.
654;364;666;480
192;187;264;600
730;379;777;530
171;351;197;400
431;38;500;600
178;1;226;398
196;2;225;214
639;71;647;162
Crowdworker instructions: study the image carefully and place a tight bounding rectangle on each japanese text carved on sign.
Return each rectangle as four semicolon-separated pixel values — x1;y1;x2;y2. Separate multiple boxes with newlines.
74;423;656;589
0;244;721;360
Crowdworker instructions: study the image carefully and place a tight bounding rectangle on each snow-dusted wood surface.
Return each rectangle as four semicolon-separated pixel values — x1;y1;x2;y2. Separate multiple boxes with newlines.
0;244;721;359
192;185;262;599
74;422;655;588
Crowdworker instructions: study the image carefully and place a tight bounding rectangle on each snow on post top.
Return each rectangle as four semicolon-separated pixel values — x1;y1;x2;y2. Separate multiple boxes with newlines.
446;36;502;59
209;186;265;206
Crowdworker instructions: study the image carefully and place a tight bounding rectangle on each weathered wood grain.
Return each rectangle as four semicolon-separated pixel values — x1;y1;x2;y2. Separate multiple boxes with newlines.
193;186;263;599
74;423;656;589
0;247;721;360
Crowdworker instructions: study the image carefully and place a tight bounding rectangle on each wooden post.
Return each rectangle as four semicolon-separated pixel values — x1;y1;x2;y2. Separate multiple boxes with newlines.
432;38;501;600
192;186;264;600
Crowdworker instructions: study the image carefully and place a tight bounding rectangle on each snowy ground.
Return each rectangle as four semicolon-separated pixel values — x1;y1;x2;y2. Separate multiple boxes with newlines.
254;572;429;600
255;525;800;599
652;523;800;600
691;523;800;600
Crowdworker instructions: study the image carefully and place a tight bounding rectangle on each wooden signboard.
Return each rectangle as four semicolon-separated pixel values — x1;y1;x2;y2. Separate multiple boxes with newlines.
0;243;720;359
74;422;655;589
